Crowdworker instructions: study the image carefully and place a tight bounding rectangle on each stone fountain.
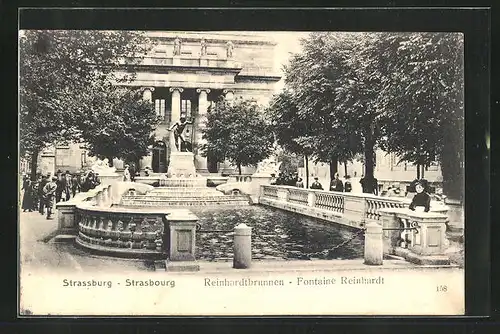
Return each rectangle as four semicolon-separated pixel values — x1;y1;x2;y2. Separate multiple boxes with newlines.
120;151;250;208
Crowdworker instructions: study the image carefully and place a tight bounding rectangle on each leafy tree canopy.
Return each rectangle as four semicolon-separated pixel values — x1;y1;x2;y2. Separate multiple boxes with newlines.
202;98;274;174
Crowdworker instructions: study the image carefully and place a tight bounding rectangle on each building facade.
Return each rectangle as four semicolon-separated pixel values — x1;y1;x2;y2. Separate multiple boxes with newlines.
37;31;282;176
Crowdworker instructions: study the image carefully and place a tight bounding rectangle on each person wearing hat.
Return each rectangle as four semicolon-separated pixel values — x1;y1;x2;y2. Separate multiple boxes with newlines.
409;180;431;212
329;172;344;192
42;176;58;219
310;177;323;190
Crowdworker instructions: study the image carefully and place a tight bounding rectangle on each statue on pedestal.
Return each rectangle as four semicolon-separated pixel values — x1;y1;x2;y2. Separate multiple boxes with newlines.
173;36;182;56
200;38;207;56
226;40;234;58
168;115;194;152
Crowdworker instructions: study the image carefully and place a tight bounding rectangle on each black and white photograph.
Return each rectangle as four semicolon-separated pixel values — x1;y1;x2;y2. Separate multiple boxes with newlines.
19;26;466;315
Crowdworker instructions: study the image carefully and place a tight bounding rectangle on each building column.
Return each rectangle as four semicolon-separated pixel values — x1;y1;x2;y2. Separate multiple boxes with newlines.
220;89;236;174
195;88;210;173
142;87;155;102
169;87;184;152
137;87;155;172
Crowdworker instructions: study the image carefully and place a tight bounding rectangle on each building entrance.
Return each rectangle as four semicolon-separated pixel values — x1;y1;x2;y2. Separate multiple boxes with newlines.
152;141;167;173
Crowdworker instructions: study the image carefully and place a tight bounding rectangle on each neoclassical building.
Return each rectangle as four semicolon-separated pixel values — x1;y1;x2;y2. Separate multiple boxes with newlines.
36;31;282;175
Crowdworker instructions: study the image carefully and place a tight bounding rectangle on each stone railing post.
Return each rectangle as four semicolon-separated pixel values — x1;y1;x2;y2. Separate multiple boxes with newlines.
307;191;316;207
364;222;383;265
405;212;449;256
343;194;367;227
233;223;252;269
277;187;289;202
166;209;200;271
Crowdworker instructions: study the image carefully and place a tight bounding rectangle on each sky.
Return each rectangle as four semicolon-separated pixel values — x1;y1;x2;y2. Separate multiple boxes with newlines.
247;31;312;91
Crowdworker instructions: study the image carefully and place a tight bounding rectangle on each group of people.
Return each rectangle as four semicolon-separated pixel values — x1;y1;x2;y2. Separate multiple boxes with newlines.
271;171;355;193
21;169;101;219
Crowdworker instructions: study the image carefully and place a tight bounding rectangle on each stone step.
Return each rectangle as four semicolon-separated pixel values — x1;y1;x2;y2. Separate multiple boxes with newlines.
120;199;250;207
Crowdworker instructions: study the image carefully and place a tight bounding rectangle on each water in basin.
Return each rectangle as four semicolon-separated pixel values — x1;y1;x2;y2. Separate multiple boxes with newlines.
192;205;364;261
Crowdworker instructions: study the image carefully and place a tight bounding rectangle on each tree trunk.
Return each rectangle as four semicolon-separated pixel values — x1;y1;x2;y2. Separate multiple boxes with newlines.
107;155;114;167
416;163;421;179
440;147;463;201
237;162;242;175
30;148;39;181
344;161;348;178
364;138;375;193
329;155;338;181
421;164;425;178
305;155;309;189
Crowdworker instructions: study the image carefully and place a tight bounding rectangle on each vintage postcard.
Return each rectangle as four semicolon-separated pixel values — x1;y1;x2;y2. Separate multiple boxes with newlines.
19;28;465;316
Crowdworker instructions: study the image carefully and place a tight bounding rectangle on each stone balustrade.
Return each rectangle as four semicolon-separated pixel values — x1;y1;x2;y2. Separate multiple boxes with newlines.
75;204;169;259
259;185;449;230
56;181;154;234
379;207;450;265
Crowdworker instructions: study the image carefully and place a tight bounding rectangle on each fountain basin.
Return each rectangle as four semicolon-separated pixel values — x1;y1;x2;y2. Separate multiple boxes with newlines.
74;202;174;259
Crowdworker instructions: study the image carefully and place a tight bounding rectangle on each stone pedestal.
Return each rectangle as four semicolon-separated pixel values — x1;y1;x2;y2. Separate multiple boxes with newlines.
364;222;383;265
172;56;181;66
233;223;252;269
166;209;199;262
56;203;78;234
167;152;197;177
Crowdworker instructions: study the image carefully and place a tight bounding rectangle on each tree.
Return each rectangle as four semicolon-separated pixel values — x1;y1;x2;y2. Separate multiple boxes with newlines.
19;30;153;179
379;33;464;200
77;86;160;165
274;32;463;197
267;89;315;187
202;98;274;175
272;33;373;189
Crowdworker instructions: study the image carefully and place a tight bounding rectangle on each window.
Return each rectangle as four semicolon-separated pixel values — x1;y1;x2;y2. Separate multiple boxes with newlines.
155;99;166;120
181;99;192;118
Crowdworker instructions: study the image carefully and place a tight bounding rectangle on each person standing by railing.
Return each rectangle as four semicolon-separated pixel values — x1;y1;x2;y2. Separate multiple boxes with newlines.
409;180;431;213
329;173;344;192
360;174;379;196
310;177;323;190
344;175;352;192
296;177;304;188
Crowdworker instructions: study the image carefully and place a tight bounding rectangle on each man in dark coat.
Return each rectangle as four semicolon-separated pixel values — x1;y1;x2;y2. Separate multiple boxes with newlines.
55;172;64;203
329;173;344;192
310;177;323;190
129;163;136;182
